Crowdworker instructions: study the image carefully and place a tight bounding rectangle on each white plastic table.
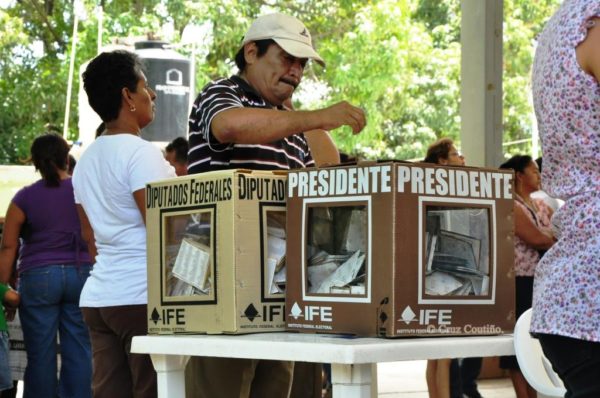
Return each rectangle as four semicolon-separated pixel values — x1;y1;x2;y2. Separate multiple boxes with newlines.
131;333;514;398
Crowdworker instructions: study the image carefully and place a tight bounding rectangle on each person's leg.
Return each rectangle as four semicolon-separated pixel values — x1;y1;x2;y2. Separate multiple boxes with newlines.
289;362;322;398
0;381;18;398
18;266;61;398
449;358;462;398
426;359;439;398
184;357;255;398
249;360;294;398
99;305;157;398
82;307;133;398
58;265;92;398
435;359;451;398
508;369;535;398
538;333;600;398
460;357;483;398
0;332;14;392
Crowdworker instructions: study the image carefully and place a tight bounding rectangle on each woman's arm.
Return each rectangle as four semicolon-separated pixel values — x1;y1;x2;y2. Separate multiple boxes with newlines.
577;17;600;81
76;204;97;264
0;203;25;283
133;188;146;225
514;205;555;250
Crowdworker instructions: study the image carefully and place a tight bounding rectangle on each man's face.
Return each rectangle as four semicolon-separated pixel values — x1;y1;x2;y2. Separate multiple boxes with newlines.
245;43;307;106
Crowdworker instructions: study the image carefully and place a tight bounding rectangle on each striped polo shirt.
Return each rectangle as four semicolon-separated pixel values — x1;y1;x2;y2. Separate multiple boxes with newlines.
187;75;315;174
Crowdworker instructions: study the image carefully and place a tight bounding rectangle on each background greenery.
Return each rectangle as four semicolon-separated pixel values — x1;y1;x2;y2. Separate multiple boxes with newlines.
0;0;561;164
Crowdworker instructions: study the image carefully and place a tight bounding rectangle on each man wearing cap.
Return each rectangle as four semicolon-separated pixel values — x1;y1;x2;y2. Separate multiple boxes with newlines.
185;12;365;398
187;12;365;174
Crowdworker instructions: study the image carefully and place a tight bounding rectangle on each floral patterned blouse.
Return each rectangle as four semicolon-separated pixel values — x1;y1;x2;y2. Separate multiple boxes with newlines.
531;0;600;342
513;199;553;277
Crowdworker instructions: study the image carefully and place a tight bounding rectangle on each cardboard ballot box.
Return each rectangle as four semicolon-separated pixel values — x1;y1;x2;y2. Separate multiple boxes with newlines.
146;169;288;334
285;162;515;337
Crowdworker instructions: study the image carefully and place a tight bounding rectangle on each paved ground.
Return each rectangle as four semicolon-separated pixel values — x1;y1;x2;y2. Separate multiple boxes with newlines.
15;360;516;397
377;360;516;397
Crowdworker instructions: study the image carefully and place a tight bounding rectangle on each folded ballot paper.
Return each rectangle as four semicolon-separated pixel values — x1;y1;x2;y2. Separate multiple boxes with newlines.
307;250;366;294
170;238;211;295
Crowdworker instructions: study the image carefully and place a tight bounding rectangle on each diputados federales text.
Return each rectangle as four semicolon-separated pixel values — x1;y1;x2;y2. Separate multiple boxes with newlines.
146;174;286;209
288;165;512;199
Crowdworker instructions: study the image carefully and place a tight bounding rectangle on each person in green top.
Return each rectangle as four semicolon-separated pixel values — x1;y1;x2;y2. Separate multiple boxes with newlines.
0;284;19;392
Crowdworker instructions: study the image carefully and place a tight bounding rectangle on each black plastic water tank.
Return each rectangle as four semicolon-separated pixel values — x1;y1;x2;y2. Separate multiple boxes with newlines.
135;41;191;142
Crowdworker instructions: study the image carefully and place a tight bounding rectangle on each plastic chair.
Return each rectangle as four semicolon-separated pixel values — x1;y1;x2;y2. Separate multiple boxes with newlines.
513;308;566;398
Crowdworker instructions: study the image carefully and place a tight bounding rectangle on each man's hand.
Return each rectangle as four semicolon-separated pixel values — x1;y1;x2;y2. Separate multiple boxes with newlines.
315;101;366;134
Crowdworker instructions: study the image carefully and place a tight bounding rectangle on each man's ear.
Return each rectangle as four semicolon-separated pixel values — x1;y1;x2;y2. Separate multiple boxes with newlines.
438;158;448;166
244;42;258;65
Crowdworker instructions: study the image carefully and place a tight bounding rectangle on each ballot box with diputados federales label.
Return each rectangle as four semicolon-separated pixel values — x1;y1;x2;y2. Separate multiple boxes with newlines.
145;169;289;334
285;161;515;337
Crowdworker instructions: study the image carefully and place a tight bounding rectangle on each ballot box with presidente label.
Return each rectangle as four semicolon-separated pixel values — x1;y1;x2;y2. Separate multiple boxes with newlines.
285;162;515;337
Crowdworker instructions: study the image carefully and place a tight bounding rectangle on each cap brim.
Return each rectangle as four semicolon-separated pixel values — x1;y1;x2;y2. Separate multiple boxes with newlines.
273;38;325;67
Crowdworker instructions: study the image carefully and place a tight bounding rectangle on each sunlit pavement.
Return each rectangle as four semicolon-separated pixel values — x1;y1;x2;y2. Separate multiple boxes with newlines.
377;360;516;397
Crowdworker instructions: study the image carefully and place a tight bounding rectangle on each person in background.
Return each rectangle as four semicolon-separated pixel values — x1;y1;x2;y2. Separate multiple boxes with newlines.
0;284;19;393
0;133;93;398
530;157;563;212
499;155;555;398
530;1;600;396
74;50;175;398
423;137;465;167
165;136;189;176
423;137;479;398
186;12;365;398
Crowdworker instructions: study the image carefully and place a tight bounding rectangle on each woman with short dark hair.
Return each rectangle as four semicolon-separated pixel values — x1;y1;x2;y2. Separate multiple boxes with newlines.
0;133;92;398
74;50;174;398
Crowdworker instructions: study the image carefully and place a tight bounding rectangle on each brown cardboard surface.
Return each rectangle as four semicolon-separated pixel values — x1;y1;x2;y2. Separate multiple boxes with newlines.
285;162;515;337
146;169;288;334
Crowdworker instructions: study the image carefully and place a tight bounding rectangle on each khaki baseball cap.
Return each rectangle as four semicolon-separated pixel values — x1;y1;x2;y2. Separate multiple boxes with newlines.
242;13;325;67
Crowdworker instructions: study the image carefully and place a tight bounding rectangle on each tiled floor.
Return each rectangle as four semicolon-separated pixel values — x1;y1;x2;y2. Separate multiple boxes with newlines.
377;360;516;397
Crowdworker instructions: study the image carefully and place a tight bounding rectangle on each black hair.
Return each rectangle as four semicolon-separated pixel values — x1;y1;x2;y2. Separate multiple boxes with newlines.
535;157;543;172
30;133;70;187
499;154;533;174
82;50;144;122
165;137;189;164
234;39;276;72
68;154;77;175
95;122;105;138
424;138;454;164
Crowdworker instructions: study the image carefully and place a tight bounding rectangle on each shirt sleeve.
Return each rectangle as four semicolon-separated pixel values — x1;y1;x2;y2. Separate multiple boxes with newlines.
189;80;244;150
11;185;29;212
128;142;176;193
0;283;9;300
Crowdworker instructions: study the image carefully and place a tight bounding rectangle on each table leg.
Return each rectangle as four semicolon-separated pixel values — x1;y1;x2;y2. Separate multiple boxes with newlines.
331;363;377;398
150;353;190;398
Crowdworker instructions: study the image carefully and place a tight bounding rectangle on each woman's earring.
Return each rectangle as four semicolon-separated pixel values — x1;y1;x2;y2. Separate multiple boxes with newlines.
130;105;136;112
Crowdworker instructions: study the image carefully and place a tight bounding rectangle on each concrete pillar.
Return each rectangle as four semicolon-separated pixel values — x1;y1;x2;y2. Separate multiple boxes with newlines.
460;0;504;168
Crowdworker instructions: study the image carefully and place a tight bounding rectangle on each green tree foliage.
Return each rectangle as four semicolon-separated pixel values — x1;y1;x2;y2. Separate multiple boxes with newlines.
0;0;561;164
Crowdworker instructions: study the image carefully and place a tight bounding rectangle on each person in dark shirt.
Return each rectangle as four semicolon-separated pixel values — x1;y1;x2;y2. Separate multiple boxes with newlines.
185;12;366;398
187;12;365;174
